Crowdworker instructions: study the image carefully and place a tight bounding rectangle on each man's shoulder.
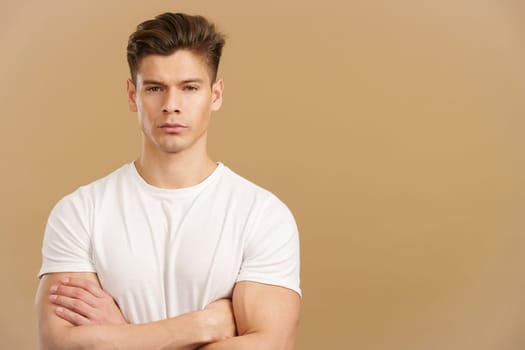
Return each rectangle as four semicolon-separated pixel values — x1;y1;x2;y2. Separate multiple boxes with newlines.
220;164;276;199
54;163;132;208
219;164;291;214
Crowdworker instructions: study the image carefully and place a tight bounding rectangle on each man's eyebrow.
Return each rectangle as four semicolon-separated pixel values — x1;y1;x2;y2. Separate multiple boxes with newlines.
142;78;205;85
179;78;205;84
142;79;165;86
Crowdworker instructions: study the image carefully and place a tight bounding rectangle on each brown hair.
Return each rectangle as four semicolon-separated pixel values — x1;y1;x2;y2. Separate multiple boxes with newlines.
126;12;226;84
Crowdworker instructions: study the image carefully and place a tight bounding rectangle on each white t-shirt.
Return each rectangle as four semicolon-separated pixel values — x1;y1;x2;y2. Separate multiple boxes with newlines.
38;162;301;324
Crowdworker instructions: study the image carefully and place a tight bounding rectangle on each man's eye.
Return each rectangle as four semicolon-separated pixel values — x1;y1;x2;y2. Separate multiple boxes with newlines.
184;85;198;91
146;86;162;92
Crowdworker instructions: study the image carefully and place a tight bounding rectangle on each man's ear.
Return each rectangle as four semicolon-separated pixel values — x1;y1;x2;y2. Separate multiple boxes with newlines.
211;78;224;112
126;79;138;112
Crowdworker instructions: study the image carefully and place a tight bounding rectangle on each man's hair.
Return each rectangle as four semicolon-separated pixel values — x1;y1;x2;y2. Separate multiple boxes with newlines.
127;12;226;84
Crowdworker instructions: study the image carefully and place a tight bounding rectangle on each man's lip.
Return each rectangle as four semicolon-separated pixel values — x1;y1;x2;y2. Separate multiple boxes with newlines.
159;123;187;133
159;123;187;128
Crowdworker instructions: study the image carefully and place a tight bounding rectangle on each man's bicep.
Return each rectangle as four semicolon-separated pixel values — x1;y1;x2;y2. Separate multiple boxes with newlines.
35;272;100;349
232;281;301;348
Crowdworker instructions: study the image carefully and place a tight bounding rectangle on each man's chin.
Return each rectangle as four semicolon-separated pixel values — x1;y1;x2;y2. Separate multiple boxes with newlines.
159;145;184;154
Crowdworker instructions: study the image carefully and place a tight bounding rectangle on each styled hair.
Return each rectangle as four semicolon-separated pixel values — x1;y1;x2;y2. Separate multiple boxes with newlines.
126;12;226;84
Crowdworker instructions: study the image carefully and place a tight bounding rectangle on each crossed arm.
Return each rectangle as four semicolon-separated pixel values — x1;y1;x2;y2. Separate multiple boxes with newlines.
199;281;300;350
36;272;235;350
35;272;300;350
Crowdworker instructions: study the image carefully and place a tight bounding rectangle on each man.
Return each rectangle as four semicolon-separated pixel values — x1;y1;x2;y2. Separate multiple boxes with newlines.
35;12;301;350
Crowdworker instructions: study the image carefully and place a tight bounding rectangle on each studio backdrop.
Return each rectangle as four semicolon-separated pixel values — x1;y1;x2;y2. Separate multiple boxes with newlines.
1;0;524;349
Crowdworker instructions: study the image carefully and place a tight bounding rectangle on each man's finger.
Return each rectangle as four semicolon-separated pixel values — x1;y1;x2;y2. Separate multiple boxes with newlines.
55;306;91;326
50;294;95;320
51;284;98;308
61;277;106;298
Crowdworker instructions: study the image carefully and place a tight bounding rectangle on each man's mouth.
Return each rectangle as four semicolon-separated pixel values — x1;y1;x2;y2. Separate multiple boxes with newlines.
159;123;187;133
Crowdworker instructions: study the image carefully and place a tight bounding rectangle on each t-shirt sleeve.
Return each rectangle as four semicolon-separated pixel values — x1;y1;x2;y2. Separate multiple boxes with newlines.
37;190;96;278
237;194;302;297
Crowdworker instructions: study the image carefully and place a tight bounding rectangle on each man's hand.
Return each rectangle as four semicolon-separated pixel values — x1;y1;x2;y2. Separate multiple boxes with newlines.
203;299;237;341
39;273;238;350
49;277;127;326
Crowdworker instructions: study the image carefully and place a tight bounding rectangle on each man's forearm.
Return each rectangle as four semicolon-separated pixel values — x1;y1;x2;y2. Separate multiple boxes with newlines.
42;309;218;350
200;332;294;350
37;275;235;350
199;333;261;350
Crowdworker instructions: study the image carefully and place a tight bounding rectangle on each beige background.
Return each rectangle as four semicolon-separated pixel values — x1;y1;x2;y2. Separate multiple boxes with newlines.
1;0;524;349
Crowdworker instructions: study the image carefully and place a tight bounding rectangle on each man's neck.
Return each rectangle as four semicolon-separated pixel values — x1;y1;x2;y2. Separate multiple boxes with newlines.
134;147;217;190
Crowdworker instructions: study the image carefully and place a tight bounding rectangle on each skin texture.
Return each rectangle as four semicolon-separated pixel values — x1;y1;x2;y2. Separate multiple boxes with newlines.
36;49;301;349
127;50;223;190
48;276;127;326
130;52;222;156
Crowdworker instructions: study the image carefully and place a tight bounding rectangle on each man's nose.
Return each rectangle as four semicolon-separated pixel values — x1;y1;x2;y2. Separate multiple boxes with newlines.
162;89;182;113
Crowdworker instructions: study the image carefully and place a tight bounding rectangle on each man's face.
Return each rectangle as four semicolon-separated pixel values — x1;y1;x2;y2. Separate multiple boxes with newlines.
127;50;223;156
